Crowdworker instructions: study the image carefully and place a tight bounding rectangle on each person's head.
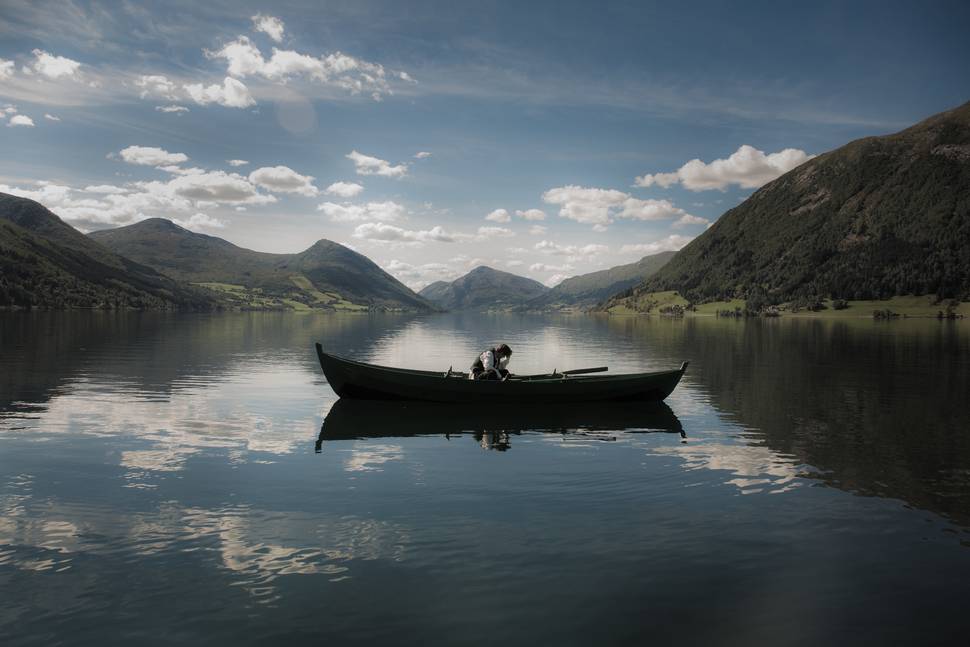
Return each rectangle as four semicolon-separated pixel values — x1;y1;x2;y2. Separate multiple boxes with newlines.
495;343;512;359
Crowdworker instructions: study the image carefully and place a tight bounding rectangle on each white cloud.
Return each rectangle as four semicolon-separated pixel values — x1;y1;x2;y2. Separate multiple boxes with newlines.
542;184;697;229
506;260;524;268
227;159;249;167
672;214;710;228
476;226;514;239
155;105;189;114
620;235;694;255
383;259;460;289
166;170;275;204
353;222;458;244
184;77;255;108
208;36;395;100
7;114;34;127
252;14;285;42
346;150;408;178
119;145;188;167
544;274;571;288
515;208;546;221
485;208;510;223
634;145;814;191
248;165;318;196
542;185;627;226
0;59;13;80
318;200;405;222
173;212;227;231
83;184;128;194
530;262;573;273
1;104;17;116
534;240;608;258
43;113;60;121
30;49;81;79
324;181;364;198
413;151;431;159
136;75;177;99
528;225;547;235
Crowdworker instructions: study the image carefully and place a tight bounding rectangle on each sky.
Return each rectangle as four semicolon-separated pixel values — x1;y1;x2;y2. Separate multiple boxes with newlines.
1;0;969;290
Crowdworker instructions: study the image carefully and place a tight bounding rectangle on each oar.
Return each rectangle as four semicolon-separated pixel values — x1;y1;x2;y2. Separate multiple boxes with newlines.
560;366;608;375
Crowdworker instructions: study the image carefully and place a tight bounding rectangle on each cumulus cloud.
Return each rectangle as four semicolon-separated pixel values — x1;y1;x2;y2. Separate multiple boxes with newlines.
227;159;249;167
506;260;524;268
30;49;81;79
528;224;547;235
44;113;60;121
544;274;571;288
485;208;510;223
346;150;408;178
0;59;13;80
634;145;814;191
173;212;227;231
7;114;34;127
534;240;608;258
166;170;275;204
252;14;285;42
83;184;128;194
1;104;16;116
542;184;697;229
184;77;255;108
208;36;395;100
324;181;363;198
672;214;710;228
477;226;514;239
413;151;431;159
515;208;546;221
119;145;188;167
155;105;189;113
383;259;460;289
0;167;273;232
530;262;573;273
248;165;318;196
353;222;458;244
619;235;694;255
318;200;405;222
136;75;178;99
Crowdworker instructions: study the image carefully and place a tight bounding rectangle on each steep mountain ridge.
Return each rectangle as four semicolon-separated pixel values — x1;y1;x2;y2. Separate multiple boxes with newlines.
608;100;970;307
0;193;212;309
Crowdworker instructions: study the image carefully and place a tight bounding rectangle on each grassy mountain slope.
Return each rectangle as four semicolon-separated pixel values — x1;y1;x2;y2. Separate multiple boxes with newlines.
90;218;433;311
525;251;676;311
418;265;548;311
0;194;212;309
607;100;970;308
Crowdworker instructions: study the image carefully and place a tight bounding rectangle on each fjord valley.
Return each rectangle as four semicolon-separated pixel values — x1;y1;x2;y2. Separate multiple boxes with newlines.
605;100;970;315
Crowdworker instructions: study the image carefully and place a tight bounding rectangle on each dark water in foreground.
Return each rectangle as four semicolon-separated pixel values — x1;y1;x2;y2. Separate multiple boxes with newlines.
2;312;970;646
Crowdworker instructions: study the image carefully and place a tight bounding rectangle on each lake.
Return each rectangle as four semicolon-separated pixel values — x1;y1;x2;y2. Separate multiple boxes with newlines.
2;312;970;646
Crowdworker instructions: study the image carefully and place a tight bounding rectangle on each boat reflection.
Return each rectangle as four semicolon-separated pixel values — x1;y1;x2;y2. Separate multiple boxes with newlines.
316;398;685;452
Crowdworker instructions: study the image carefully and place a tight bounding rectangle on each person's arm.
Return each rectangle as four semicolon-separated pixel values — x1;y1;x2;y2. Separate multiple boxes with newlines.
482;351;500;378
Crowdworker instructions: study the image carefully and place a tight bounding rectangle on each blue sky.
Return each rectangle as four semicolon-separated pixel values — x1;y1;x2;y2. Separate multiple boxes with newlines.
1;0;968;288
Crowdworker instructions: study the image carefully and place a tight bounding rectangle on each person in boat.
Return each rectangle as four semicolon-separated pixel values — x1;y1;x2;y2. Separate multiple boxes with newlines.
470;343;512;380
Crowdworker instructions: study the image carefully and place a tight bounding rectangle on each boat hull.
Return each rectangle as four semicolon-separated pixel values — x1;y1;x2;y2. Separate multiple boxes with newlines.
315;343;687;404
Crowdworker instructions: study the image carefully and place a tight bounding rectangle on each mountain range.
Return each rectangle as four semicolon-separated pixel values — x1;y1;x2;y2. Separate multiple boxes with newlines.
89;218;433;311
607;100;970;310
0;193;210;309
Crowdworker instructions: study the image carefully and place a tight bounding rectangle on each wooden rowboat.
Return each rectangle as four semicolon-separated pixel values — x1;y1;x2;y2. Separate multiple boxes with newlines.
315;343;688;403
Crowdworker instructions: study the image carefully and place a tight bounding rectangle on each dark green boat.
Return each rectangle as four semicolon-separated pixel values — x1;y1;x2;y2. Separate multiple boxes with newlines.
315;343;688;403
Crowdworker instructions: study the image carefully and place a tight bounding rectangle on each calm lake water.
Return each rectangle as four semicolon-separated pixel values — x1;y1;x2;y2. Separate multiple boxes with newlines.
2;312;970;646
